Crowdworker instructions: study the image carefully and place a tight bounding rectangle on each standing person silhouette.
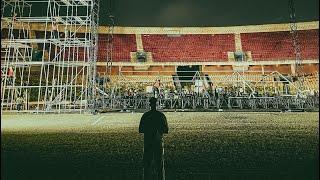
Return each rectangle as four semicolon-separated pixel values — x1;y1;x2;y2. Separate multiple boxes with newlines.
139;97;168;180
153;79;162;98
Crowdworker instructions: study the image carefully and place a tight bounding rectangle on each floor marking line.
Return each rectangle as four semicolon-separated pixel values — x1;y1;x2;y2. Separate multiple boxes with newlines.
91;116;104;125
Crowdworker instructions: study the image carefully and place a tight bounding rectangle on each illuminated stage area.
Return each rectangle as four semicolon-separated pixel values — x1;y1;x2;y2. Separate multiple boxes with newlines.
1;112;319;180
1;0;319;180
1;0;318;113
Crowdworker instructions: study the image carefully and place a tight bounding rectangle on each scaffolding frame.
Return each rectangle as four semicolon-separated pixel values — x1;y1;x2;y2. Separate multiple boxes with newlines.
95;95;318;111
105;70;305;96
1;0;99;113
94;71;318;111
105;14;114;76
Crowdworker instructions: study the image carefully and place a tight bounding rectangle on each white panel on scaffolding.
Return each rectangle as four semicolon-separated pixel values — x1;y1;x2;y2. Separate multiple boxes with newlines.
78;0;89;6
74;16;86;25
1;41;31;49
60;0;72;6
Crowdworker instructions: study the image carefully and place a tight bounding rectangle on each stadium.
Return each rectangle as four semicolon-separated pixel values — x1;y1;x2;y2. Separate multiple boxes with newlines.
1;0;319;180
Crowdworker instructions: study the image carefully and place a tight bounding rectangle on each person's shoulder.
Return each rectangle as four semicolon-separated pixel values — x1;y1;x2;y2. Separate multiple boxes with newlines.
156;110;166;117
142;110;152;116
156;110;164;114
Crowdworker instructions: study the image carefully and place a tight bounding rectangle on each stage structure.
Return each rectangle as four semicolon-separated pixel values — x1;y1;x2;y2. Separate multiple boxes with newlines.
96;95;319;111
94;70;318;111
1;0;100;113
109;70;306;95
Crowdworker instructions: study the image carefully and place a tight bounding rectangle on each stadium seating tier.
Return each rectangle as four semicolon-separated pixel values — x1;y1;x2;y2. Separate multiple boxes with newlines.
98;34;136;62
241;30;319;60
142;34;235;62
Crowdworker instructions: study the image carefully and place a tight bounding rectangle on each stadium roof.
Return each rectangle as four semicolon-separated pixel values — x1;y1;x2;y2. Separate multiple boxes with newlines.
102;0;319;27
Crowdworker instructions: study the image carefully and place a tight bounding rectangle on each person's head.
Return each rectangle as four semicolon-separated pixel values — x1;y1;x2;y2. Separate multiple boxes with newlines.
149;97;157;110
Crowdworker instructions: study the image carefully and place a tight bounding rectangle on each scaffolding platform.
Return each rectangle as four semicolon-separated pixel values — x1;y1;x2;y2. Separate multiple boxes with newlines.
1;0;99;113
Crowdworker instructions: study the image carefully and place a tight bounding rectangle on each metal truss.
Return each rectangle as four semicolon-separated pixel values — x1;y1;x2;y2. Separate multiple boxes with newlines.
108;70;306;96
1;0;99;113
93;70;318;111
96;95;319;111
94;13;114;110
105;14;114;76
87;0;100;113
289;0;304;89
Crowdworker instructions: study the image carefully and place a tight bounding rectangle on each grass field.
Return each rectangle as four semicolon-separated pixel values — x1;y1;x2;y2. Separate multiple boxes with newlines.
1;112;319;180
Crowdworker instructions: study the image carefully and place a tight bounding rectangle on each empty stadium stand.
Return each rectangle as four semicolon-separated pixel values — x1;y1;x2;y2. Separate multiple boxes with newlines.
98;34;136;62
142;34;235;62
241;30;319;60
298;30;319;59
31;30;318;63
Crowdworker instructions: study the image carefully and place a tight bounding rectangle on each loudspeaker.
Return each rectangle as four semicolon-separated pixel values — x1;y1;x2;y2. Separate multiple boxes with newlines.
234;51;246;62
136;51;146;62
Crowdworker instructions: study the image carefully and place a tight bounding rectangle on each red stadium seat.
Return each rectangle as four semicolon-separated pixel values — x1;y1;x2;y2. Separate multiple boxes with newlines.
141;34;235;62
98;34;136;62
241;30;319;61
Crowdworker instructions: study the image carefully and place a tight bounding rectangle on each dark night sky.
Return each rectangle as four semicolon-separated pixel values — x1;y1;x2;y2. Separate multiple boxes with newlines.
10;0;318;27
102;0;319;26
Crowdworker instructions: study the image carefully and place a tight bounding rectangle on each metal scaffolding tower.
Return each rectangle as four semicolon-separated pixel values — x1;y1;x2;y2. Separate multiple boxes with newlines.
289;0;304;90
105;14;114;77
1;0;100;113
